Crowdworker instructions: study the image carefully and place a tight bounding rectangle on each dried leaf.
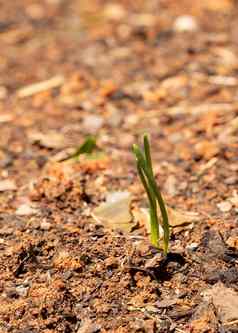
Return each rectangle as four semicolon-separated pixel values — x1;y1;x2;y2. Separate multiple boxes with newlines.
92;191;135;232
163;206;200;227
204;283;238;324
132;207;164;239
133;205;200;234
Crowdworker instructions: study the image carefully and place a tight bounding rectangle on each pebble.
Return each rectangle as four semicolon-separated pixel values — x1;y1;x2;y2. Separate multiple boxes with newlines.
217;201;232;212
173;15;199;33
82;115;104;133
40;220;51;230
186;242;199;251
16;285;29;297
224;176;237;185
16;203;39;216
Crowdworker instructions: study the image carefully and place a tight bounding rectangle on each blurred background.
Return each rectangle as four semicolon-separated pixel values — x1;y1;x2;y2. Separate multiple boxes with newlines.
0;0;238;191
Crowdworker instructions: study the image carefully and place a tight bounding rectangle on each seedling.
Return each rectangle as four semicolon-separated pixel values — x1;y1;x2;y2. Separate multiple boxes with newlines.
63;136;97;161
133;134;170;255
69;136;97;158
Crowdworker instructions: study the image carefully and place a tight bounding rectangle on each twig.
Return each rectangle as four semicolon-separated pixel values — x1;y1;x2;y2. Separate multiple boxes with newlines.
17;75;64;98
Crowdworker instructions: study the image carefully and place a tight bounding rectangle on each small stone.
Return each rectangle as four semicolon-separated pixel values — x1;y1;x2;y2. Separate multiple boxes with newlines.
16;285;29;297
186;242;199;251
224;176;237;185
217;201;232;212
40;220;51;230
173;15;199;33
16;203;39;216
82;115;104;134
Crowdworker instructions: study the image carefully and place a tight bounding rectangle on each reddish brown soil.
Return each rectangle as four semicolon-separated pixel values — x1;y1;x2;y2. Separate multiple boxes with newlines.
0;1;238;332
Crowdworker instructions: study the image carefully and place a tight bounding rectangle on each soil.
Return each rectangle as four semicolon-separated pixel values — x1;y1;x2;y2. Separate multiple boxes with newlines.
0;1;238;332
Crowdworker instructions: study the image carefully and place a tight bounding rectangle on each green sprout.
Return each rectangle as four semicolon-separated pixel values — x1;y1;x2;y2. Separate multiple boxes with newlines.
69;136;97;158
132;134;170;255
63;136;97;161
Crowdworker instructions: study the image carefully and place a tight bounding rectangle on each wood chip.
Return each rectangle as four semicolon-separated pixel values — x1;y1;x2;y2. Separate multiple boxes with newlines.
17;75;64;98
